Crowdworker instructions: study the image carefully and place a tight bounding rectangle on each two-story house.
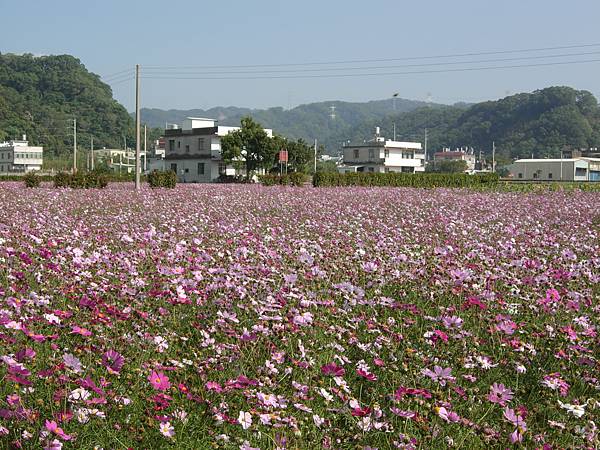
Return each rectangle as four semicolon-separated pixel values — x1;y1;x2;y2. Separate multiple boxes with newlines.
162;118;273;182
339;128;425;173
0;136;43;173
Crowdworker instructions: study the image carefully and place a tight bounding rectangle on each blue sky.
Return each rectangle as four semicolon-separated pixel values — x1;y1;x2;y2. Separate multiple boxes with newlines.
5;0;600;111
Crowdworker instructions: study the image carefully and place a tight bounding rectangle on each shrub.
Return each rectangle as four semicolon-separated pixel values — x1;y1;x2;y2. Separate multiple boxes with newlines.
54;172;71;188
148;170;177;188
288;172;308;186
52;171;109;189
23;172;41;188
313;172;500;188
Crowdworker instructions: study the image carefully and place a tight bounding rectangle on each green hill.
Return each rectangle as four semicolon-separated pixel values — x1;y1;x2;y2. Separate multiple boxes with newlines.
0;53;134;156
352;86;600;162
1;53;598;163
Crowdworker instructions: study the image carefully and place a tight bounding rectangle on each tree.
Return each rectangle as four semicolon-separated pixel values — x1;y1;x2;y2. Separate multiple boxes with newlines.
433;159;468;173
220;116;275;179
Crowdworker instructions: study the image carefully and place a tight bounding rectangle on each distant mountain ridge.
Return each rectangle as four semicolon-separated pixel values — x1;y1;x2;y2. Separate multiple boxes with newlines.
140;98;442;151
141;87;600;161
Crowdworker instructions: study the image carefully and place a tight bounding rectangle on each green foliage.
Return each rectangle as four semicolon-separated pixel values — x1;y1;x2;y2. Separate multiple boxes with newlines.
221;116;276;179
23;171;40;188
428;159;469;173
313;172;500;188
53;172;71;188
258;172;308;186
0;53;134;157
148;170;177;188
52;171;108;189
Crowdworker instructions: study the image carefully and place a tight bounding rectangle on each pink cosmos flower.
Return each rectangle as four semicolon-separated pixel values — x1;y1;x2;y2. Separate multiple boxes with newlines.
437;406;460;423
487;383;514;406
45;420;72;441
148;370;171;391
503;407;527;443
421;365;455;386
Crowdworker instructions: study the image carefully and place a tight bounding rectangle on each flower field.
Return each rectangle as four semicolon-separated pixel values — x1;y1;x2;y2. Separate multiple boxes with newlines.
0;183;599;449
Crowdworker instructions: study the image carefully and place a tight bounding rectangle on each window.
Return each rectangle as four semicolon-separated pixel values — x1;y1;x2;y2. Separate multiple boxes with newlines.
218;162;227;174
184;168;189;173
368;149;375;160
198;162;205;175
169;140;175;152
368;167;375;172
518;173;523;179
170;163;177;173
575;167;587;177
353;149;359;159
384;149;389;158
198;138;205;151
185;145;190;154
548;173;553;179
177;141;181;149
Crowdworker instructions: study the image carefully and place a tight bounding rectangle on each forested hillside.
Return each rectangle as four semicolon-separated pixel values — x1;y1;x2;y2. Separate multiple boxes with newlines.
357;86;600;162
0;53;133;155
1;53;598;162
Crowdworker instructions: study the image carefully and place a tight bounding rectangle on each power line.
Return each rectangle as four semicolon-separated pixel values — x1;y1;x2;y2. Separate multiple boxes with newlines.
103;72;135;83
141;43;600;70
140;50;600;76
140;58;600;81
102;68;134;79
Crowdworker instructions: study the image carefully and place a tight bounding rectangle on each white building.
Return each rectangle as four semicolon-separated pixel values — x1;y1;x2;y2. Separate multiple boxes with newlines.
162;117;273;183
0;136;43;173
339;128;425;173
508;157;600;181
93;148;148;174
433;148;477;172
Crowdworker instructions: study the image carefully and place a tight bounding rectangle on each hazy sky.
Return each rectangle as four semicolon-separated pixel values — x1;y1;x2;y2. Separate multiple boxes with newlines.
4;0;600;111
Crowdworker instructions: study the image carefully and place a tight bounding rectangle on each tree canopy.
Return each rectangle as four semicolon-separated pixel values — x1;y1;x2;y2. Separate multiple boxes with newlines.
0;53;134;156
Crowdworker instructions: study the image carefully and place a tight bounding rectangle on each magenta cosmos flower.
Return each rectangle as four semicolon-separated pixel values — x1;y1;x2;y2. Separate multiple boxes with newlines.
148;370;171;391
102;350;125;374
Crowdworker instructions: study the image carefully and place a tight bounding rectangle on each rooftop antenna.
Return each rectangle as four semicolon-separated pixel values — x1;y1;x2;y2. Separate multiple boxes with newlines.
329;105;336;120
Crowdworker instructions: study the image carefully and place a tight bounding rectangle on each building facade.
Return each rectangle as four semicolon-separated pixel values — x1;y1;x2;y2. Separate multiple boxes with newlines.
339;129;425;173
433;148;477;172
163;118;273;183
93;149;148;174
0;137;43;173
508;158;600;181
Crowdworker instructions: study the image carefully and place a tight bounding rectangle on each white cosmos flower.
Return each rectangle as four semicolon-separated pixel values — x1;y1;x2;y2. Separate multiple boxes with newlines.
558;400;585;418
238;411;252;430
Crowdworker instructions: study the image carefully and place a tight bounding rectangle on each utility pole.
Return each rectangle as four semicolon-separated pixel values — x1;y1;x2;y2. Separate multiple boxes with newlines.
314;139;317;174
492;141;496;173
424;128;428;162
73;118;77;173
135;64;141;190
91;137;94;171
144;125;147;172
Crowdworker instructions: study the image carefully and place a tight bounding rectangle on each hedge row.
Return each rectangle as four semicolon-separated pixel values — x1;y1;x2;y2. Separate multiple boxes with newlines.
53;171;108;189
313;172;500;188
1;173;143;183
258;173;308;187
147;170;177;188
